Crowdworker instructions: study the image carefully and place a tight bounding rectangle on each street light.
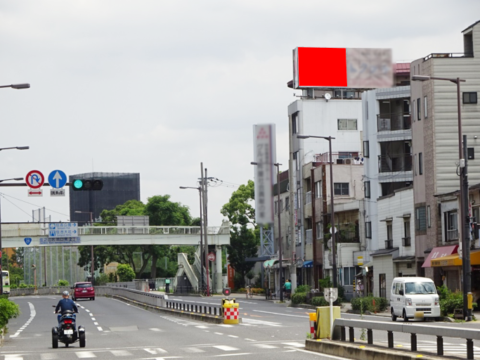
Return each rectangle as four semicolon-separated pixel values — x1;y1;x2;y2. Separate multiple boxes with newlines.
412;74;470;321
75;211;95;285
297;134;338;288
251;161;284;301
0;146;29;151
180;186;205;293
0;83;30;89
0;177;25;295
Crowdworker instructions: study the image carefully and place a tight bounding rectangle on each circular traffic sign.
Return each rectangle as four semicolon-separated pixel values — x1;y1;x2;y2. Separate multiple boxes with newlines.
26;170;45;189
48;170;67;189
208;252;216;262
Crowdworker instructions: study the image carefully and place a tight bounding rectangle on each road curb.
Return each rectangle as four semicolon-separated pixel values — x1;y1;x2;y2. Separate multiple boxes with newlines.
305;339;444;360
112;295;225;324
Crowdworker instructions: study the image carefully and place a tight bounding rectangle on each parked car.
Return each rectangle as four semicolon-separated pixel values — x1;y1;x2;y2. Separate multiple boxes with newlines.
72;282;95;301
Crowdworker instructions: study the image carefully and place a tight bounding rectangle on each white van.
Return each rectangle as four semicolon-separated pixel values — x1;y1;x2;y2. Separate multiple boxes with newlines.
390;277;440;321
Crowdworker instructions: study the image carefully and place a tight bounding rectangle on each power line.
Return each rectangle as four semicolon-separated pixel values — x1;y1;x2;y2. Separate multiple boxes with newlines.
0;192;69;217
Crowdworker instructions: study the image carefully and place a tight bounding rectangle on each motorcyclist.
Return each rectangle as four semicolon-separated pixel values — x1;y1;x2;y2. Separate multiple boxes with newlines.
55;291;78;329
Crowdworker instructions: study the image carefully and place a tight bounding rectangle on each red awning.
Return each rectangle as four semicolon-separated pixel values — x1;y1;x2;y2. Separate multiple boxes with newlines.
422;245;458;268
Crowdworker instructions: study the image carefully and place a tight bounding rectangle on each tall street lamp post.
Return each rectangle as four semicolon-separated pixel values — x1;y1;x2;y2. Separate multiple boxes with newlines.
180;186;204;292
0;83;30;89
412;74;470;320
297;135;338;288
0;177;25;295
75;211;95;285
251;161;283;301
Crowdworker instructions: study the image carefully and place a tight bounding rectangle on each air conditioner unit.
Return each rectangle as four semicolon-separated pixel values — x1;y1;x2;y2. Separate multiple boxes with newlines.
336;159;344;164
345;159;352;165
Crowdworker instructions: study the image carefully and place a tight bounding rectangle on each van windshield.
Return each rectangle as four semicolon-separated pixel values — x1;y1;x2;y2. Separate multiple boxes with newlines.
405;282;436;294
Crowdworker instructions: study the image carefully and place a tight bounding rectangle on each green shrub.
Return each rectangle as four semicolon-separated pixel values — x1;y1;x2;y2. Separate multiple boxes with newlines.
19;283;28;289
437;285;449;301
351;296;388;312
0;298;20;329
311;297;329;306
291;292;307;305
10;284;17;290
58;279;69;286
295;285;311;294
116;264;135;281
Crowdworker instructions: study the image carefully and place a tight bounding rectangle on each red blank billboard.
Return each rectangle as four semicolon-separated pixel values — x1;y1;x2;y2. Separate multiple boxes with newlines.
297;47;347;87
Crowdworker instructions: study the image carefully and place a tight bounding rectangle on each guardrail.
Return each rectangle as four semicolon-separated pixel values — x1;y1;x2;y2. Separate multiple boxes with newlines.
333;318;480;359
165;299;223;317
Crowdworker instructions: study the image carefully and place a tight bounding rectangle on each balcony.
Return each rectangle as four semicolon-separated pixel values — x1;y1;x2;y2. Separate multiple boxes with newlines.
378;153;412;173
423;52;473;61
377;114;411;132
385;239;393;249
402;237;411;247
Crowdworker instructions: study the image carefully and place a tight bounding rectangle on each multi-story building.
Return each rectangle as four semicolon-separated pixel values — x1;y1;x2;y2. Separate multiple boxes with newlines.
361;64;413;298
410;20;480;287
69;172;141;225
287;87;364;289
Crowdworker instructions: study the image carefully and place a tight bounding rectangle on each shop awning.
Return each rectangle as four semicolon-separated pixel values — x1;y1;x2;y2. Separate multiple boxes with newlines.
431;250;480;267
303;260;313;268
422;245;458;268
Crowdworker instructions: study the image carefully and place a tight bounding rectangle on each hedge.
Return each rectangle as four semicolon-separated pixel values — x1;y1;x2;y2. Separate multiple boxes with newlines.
0;297;20;329
311;297;329;306
291;292;307;305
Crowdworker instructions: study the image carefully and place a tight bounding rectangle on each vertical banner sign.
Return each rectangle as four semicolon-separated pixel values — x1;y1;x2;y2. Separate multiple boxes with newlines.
227;264;235;290
253;124;276;224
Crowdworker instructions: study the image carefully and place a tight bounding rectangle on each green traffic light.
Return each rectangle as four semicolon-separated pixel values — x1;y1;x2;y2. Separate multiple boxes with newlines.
73;179;84;189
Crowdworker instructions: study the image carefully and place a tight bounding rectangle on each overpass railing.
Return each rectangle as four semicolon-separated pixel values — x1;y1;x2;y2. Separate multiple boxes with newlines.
333;318;480;359
165;299;223;317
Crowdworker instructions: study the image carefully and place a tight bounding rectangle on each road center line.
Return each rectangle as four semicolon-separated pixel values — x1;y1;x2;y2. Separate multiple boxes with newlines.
10;302;35;338
253;310;310;318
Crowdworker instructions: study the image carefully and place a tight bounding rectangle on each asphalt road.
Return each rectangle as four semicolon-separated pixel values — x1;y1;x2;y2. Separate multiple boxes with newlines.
2;294;480;360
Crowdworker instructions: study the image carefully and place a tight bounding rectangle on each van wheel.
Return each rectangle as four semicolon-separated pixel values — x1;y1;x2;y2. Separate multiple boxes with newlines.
391;309;397;322
403;310;409;322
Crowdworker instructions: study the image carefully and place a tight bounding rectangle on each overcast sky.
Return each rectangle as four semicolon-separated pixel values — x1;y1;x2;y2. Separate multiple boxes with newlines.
0;1;478;227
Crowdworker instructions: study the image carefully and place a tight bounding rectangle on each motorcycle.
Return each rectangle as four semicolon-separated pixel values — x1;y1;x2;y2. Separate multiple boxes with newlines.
52;307;85;348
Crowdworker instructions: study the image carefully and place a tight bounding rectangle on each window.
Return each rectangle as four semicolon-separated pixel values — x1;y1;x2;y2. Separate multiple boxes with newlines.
364;181;371;198
294;151;300;170
315;181;322;199
415;206;426;231
424;96;428;118
379;274;386;298
316;222;323;239
363;141;369;158
334;183;349;195
417;98;421;120
403;219;411;246
338;119;357;130
285;196;290;211
414;154;417;176
275;200;278;214
343;267;356;286
427;205;431;228
365;221;372;238
412;100;415;122
419;152;423;175
445;210;458;241
292;113;299;134
387;222;393;240
463;92;478;104
468;148;475;160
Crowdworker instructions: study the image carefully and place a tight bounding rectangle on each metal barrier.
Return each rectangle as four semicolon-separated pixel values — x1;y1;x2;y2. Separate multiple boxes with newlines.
333;318;480;360
165;299;223;317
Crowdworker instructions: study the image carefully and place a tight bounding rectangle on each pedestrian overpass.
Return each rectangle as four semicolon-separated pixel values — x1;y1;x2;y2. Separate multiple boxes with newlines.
1;223;230;293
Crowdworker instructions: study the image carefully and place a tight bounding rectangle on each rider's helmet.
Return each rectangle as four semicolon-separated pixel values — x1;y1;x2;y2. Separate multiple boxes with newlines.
62;291;69;296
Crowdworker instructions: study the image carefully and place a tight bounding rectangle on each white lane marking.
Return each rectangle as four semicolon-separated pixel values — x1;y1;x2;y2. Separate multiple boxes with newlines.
94;322;98;325
214;354;251;357
149;328;163;331
283;342;304;348
253;310;309;318
228;335;239;338
110;350;132;356
75;351;96;358
11;302;36;338
5;355;24;360
218;324;233;328
245;338;256;342
183;347;205;353
289;346;348;358
214;332;223;335
253;344;277;349
196;325;208;329
213;345;239;351
85;309;90;313
144;348;168;354
241;318;281;327
97;327;103;331
89;313;93;317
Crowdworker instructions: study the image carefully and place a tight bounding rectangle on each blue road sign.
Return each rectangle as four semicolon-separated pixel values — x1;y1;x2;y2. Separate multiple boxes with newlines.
24;238;32;245
40;237;81;245
48;170;67;189
48;223;78;238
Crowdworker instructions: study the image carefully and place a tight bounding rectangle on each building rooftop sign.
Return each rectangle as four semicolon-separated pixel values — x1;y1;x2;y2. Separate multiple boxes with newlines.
293;47;393;89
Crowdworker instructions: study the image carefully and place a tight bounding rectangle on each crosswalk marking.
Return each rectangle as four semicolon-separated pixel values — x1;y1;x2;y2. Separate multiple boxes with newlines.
144;348;168;354
5;355;23;360
253;344;277;349
283;342;304;348
75;352;96;358
40;354;59;360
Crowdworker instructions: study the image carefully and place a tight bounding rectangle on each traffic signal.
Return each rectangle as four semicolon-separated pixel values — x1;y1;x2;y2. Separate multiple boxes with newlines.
71;179;103;191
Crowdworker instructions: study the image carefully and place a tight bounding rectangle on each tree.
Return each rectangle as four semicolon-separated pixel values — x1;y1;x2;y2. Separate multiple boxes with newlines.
221;180;259;286
100;200;145;224
116;264;135;281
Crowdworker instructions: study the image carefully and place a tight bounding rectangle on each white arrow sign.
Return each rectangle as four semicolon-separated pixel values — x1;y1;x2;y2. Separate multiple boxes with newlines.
53;171;62;188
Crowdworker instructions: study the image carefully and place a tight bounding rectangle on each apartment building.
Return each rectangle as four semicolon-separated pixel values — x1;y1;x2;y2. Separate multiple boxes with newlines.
410;20;480;287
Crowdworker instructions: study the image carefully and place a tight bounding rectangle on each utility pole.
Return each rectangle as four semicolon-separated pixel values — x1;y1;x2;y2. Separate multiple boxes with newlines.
201;163;210;296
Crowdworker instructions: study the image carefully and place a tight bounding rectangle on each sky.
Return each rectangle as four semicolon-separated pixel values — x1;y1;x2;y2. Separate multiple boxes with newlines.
0;1;479;227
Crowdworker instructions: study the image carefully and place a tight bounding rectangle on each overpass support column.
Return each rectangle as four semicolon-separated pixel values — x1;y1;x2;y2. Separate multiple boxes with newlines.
215;246;223;293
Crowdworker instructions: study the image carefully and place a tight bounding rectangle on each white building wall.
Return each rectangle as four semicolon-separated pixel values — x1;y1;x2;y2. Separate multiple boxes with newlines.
372;256;395;300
